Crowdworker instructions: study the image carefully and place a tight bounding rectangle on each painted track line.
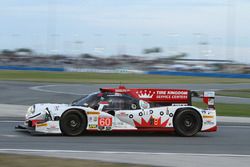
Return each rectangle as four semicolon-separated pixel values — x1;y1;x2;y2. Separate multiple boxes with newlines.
0;121;23;123
0;149;250;158
1;134;20;138
30;85;85;96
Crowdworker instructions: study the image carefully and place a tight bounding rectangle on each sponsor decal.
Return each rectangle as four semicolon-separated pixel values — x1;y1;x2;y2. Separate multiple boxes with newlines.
98;126;105;130
87;111;100;115
49;123;57;129
204;120;215;125
93;116;98;122
172;103;188;106
169;113;174;117
131;104;137;110
208;99;215;105
54;106;60;111
129;114;134;119
203;120;215;125
156;95;188;99
119;112;128;116
88;124;97;129
203;115;214;119
133;116;169;128
36;123;48;127
139;100;150;109
167;91;188;95
156;91;188;99
89;117;93;121
204;91;215;97
138;110;154;117
160;111;164;116
115;89;130;93
98;117;112;127
166;108;170;115
105;126;112;131
136;90;156;98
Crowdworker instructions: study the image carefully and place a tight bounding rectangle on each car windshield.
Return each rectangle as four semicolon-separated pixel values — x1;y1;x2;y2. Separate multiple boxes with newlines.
72;92;101;107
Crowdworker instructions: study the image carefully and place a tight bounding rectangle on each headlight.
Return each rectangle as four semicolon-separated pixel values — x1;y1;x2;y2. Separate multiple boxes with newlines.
27;105;35;115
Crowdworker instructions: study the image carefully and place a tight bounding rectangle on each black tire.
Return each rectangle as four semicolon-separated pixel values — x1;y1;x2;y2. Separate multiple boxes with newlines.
174;109;202;137
60;110;87;136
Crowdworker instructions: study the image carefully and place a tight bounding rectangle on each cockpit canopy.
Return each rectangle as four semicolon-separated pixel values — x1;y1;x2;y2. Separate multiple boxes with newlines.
72;92;142;111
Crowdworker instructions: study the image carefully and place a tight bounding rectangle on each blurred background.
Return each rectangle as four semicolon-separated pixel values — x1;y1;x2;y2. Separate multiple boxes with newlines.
1;2;250;166
0;0;250;74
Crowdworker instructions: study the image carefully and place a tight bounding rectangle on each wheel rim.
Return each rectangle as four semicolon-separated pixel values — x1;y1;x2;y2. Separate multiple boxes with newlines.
180;114;196;132
66;115;81;131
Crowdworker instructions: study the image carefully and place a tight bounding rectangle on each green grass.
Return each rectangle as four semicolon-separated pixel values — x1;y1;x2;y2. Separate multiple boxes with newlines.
0;154;147;167
0;70;250;84
193;102;250;117
216;89;250;98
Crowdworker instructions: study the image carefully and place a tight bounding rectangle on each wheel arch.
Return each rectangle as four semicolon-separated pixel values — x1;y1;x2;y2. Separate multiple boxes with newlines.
173;107;203;131
60;108;88;129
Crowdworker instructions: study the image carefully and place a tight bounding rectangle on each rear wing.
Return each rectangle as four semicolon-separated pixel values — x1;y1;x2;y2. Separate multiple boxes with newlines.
203;91;215;109
192;91;215;109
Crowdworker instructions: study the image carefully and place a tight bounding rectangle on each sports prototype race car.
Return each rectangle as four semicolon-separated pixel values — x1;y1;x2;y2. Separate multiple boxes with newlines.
16;86;217;137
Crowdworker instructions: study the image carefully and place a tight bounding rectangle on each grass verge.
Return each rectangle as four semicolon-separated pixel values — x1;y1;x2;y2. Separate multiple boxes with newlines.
193;102;250;117
0;154;147;167
216;89;250;98
0;70;250;84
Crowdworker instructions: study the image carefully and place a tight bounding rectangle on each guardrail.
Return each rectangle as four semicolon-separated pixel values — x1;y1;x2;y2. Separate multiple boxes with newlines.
1;66;250;79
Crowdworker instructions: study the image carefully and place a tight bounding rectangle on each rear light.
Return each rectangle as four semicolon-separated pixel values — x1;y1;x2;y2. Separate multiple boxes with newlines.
203;91;215;109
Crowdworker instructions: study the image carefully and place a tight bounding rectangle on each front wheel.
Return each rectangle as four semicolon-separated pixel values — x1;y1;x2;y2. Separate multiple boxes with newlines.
60;110;87;136
174;109;202;137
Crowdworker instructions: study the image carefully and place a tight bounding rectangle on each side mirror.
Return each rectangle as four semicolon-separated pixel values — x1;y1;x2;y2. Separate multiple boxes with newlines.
139;100;150;109
83;103;89;107
98;101;109;111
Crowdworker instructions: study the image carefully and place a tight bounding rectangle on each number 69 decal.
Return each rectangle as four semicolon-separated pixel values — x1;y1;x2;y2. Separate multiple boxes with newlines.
98;117;112;127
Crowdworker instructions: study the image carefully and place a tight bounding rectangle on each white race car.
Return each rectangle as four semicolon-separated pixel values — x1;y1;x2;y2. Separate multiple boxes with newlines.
16;86;217;137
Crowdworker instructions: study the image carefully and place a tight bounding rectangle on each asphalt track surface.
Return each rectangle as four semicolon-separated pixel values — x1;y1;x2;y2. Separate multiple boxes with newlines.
0;121;249;155
1;81;250;166
1;81;250;105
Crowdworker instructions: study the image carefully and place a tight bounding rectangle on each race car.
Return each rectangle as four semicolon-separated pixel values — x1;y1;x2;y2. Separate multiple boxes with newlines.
16;86;217;137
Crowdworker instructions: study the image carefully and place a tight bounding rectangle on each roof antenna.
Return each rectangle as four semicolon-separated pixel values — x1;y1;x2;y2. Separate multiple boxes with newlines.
119;81;125;89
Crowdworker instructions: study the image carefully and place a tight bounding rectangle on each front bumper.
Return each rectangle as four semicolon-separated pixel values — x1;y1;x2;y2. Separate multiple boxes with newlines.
15;120;61;134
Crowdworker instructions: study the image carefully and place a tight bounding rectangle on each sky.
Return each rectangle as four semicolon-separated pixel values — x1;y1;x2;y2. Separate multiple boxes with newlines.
0;0;250;63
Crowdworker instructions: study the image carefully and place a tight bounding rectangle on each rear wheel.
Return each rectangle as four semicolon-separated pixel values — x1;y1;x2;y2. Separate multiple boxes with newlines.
174;109;202;137
60;110;87;136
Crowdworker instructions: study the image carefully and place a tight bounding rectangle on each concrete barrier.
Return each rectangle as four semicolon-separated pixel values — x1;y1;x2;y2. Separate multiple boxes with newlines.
146;71;250;79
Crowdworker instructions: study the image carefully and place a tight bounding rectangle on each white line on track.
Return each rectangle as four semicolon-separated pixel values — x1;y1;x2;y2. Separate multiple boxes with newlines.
221;125;250;128
0;121;23;123
30;85;85;96
0;149;250;158
1;135;19;138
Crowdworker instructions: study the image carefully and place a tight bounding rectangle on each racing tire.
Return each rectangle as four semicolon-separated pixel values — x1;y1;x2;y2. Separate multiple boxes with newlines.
60;110;87;136
174;109;202;137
